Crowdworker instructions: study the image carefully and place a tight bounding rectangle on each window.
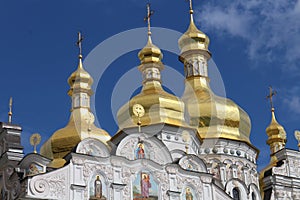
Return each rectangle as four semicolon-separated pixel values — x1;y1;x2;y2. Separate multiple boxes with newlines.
252;192;256;200
232;188;240;200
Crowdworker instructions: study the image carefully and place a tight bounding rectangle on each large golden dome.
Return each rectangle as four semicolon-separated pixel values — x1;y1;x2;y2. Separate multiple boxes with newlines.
183;78;251;144
40;55;111;168
117;35;186;130
179;5;252;144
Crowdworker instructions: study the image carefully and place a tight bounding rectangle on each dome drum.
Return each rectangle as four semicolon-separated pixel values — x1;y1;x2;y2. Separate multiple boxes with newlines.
179;49;211;63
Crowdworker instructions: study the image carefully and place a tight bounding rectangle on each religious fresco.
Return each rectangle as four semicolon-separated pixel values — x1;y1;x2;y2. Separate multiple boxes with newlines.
135;142;148;159
89;175;107;200
181;187;196;200
27;163;42;176
132;171;158;200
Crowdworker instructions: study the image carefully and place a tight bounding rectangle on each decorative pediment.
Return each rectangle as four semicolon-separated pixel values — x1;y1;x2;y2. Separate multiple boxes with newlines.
76;138;111;157
19;153;51;177
178;155;207;173
115;133;172;165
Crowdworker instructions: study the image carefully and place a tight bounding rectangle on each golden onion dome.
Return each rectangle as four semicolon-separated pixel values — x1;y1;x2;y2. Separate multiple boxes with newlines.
178;10;210;54
117;34;186;130
183;79;251;144
259;107;287;193
67;55;93;96
266;108;286;135
179;3;252;144
138;35;163;64
266;108;286;155
40;54;111;168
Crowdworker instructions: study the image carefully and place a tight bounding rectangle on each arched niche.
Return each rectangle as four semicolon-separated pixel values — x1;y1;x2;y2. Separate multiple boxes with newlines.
88;171;109;200
181;185;199;200
248;183;262;200
225;179;248;200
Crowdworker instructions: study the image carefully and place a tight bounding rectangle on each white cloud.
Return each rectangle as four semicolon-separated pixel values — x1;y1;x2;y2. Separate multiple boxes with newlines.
195;6;252;38
282;86;300;114
196;0;300;67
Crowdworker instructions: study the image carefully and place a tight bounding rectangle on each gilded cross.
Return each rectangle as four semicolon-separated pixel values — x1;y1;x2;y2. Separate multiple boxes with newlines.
76;32;83;55
266;86;277;109
144;3;154;35
30;133;41;154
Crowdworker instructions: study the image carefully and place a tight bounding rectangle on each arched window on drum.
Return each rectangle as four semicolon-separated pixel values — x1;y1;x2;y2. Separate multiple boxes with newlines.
232;187;240;200
252;192;256;200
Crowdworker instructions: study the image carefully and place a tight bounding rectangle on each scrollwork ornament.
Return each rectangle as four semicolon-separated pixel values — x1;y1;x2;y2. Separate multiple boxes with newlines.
154;171;169;199
121;167;131;184
29;173;66;198
122;184;130;199
119;138;137;160
30;178;50;196
165;165;178;174
176;175;203;196
72;157;85;165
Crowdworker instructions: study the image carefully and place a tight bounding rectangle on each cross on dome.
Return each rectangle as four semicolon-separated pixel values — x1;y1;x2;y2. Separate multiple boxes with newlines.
144;3;154;36
76;32;83;56
266;86;277;110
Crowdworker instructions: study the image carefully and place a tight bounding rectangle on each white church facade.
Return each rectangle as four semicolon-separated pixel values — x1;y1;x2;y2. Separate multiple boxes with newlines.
0;2;300;200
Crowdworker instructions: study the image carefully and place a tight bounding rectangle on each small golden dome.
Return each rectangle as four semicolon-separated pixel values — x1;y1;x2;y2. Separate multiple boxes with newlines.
138;35;163;64
259;105;286;191
183;79;251;144
266;108;286;152
67;55;93;96
178;12;210;54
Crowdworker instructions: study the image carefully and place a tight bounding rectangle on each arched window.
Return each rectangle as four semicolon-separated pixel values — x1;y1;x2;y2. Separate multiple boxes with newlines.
252;192;256;200
232;187;240;200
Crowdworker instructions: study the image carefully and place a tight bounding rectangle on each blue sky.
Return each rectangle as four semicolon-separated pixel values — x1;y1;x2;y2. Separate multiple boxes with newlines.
0;0;299;169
